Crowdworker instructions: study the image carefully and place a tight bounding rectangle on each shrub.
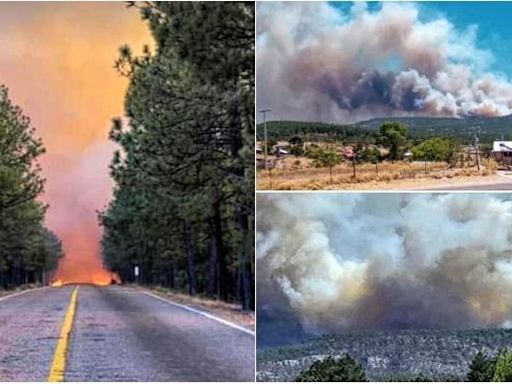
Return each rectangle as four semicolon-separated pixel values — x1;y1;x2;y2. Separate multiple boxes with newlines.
290;145;305;156
493;349;512;382
296;355;366;382
411;138;456;163
467;351;495;382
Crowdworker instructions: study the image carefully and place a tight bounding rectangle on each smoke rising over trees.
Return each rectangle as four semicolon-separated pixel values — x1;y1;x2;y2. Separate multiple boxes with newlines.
257;2;512;123
0;85;63;288
258;193;512;339
100;2;254;310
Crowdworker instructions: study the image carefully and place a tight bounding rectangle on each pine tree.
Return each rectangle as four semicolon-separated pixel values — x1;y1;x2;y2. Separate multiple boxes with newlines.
100;2;254;309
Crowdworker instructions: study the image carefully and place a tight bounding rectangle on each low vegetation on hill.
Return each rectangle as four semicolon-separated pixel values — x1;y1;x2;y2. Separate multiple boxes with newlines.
257;328;512;381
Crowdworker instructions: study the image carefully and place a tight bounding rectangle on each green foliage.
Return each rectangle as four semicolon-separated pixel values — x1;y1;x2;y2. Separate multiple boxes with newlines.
357;116;512;143
290;145;305;157
312;146;342;183
289;136;303;145
0;85;62;288
256;120;373;143
0;85;45;211
376;122;409;160
412;138;456;163
296;355;366;382
101;2;254;309
289;136;305;156
493;349;512;382
258;117;512;147
360;146;380;163
467;351;496;381
257;330;512;382
305;144;322;159
312;147;342;169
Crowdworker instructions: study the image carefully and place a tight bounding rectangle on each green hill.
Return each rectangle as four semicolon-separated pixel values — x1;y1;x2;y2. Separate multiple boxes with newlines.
257;116;512;143
357;115;512;141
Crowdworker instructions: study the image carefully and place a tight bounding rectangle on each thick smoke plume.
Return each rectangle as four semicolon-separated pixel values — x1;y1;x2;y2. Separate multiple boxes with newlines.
0;3;150;284
257;194;512;340
257;2;512;123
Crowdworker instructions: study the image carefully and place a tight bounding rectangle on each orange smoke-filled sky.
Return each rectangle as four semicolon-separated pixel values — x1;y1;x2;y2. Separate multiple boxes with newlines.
0;2;152;283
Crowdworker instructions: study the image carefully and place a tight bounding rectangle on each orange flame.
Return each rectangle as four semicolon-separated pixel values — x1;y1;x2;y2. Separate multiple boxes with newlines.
51;279;64;288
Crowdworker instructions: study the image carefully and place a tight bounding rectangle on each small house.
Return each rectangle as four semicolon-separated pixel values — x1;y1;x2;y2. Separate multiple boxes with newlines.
492;140;512;168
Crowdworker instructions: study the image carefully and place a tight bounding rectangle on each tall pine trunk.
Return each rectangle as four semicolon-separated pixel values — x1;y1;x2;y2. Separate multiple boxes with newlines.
237;210;253;311
214;201;227;301
207;228;218;296
182;220;197;295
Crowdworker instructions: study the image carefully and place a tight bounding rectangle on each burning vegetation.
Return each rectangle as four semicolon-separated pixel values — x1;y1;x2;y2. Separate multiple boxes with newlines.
50;272;120;287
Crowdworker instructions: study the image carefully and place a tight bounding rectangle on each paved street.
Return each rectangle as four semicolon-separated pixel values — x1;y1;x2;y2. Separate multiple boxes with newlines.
0;285;255;381
432;183;512;191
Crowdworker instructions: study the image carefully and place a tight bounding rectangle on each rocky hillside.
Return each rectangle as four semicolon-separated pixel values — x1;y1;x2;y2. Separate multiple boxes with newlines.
257;328;512;381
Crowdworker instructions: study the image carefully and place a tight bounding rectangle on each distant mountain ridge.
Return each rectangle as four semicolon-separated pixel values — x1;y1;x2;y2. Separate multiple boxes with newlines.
356;115;512;137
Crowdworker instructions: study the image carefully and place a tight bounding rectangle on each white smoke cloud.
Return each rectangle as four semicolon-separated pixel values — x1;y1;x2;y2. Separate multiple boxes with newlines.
256;2;512;123
257;193;512;336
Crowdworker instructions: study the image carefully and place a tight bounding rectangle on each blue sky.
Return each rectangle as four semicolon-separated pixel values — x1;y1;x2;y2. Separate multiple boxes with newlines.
330;1;512;77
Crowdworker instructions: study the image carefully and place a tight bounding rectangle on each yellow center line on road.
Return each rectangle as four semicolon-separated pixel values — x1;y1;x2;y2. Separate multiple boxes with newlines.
47;286;79;382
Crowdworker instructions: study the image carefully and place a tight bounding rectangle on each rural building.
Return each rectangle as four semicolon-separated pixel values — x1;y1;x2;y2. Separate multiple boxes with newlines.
492;140;512;168
343;147;356;160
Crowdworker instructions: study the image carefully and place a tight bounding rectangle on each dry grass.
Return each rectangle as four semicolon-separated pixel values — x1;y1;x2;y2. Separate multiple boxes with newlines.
143;285;255;330
257;160;497;190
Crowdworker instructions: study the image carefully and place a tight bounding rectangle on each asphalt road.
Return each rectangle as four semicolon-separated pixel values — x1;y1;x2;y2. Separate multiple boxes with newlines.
0;285;255;381
430;183;512;191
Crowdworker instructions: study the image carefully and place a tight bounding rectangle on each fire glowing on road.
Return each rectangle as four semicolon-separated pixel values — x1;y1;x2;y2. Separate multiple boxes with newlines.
51;272;121;287
0;3;151;288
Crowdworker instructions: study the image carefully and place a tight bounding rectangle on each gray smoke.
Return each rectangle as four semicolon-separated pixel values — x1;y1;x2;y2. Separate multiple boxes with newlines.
257;2;512;123
257;194;512;338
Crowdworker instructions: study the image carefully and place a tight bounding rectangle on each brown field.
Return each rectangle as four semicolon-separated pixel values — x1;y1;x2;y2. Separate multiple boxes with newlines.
257;158;497;190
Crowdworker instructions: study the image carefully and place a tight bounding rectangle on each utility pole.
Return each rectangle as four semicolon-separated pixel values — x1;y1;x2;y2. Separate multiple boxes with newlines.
259;109;271;170
473;126;481;171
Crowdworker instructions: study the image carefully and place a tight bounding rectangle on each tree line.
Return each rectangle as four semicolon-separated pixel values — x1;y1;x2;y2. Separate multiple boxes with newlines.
99;2;255;310
0;85;63;289
295;350;512;382
258;118;512;143
283;122;478;172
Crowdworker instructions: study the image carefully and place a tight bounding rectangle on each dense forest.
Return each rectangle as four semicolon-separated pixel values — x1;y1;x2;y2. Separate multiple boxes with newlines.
0;85;63;289
100;2;255;310
257;116;512;144
255;120;373;143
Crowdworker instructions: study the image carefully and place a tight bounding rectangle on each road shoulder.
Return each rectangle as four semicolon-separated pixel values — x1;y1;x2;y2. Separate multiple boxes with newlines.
0;284;46;301
131;285;255;332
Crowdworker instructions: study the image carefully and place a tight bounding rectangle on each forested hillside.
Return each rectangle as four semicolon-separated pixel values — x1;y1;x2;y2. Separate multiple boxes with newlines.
0;85;63;289
258;115;512;143
100;2;255;310
255;120;372;142
257;329;512;381
356;115;512;141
